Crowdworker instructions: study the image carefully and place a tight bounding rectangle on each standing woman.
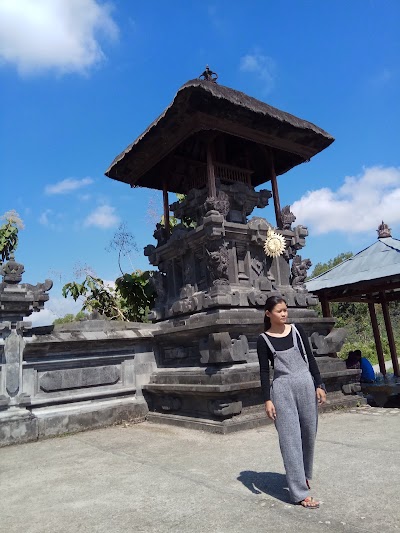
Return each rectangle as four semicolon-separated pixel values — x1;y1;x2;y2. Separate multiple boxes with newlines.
257;295;326;509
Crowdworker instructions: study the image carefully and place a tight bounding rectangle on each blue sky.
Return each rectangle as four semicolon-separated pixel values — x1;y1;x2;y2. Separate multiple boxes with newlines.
1;0;400;324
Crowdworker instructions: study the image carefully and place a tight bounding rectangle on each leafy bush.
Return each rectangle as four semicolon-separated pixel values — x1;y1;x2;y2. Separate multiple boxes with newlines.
62;271;155;322
0;210;24;263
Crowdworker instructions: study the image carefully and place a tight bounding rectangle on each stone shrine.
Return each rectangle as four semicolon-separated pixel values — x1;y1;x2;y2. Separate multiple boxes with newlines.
105;72;362;432
0;255;52;439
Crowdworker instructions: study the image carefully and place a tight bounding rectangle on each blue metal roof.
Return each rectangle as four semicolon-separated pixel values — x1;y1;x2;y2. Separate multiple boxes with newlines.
306;237;400;292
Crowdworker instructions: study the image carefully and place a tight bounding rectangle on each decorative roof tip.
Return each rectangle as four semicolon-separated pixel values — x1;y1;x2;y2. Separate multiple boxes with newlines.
198;65;218;83
377;221;392;239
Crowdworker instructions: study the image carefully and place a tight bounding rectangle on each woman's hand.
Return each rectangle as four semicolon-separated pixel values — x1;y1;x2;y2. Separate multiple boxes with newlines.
265;400;276;420
316;387;327;404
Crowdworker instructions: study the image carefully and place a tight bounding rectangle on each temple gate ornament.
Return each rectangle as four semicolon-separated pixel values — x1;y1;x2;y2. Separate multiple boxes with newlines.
199;65;218;83
263;228;286;258
377;221;391;238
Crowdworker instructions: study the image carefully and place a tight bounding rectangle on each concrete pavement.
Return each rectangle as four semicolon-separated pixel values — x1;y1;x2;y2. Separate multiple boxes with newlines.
1;406;399;533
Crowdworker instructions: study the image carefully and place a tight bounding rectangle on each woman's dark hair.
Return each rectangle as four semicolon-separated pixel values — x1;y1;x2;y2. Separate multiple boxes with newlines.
263;296;287;331
345;350;360;369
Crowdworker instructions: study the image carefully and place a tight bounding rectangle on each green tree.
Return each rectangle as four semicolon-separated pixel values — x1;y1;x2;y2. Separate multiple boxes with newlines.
62;271;155;323
53;311;88;325
0;210;24;264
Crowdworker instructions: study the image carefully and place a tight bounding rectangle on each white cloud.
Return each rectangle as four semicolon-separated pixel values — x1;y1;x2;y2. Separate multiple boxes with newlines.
0;0;118;76
291;166;400;235
84;204;120;229
78;193;92;202
370;68;395;88
45;177;94;195
39;208;52;226
25;296;82;326
239;51;276;93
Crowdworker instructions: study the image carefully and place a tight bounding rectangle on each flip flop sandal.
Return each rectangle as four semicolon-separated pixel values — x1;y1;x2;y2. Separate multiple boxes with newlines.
299;496;319;509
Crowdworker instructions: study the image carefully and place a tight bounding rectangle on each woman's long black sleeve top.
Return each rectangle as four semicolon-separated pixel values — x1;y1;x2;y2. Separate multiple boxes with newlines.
257;323;323;402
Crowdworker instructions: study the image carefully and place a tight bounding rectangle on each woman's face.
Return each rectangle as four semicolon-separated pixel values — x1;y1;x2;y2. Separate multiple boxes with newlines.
266;302;288;326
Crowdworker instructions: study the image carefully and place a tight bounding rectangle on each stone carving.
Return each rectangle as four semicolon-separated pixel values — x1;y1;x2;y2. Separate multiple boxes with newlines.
204;191;230;217
250;257;263;277
310;328;347;355
150;272;166;301
171;183;271;226
281;206;296;230
199;65;218;83
0;254;25;283
199;332;248;364
208;399;242;417
247;290;268;306
144;244;156;257
169;224;190;243
159;395;182;411
285;225;309;259
153;223;168;246
206;244;229;285
291;255;312;289
377;221;391;238
0;262;52;321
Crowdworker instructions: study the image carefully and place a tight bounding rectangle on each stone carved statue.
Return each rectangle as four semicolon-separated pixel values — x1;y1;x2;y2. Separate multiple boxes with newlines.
281;206;296;230
206;245;229;285
291;255;312;289
204;191;230;217
285;224;309;259
153;223;168;247
150;272;166;302
199;65;218;83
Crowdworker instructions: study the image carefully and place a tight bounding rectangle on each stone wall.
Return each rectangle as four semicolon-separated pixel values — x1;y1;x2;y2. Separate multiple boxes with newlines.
0;320;158;446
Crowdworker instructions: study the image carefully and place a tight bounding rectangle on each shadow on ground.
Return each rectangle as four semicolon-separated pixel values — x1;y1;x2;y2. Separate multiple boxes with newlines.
237;471;290;502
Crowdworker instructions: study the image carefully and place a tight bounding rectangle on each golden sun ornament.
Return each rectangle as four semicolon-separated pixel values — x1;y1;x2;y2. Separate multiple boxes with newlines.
263;228;286;258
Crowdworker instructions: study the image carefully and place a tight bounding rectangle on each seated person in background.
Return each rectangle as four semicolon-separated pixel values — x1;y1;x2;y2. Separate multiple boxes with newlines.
354;349;375;383
345;350;360;369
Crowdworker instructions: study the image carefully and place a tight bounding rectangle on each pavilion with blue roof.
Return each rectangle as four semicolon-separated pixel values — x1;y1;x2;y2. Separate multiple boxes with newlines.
306;222;400;377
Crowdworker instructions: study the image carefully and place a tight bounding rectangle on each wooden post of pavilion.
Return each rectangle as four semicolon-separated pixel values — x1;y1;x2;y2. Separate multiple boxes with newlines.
380;292;400;376
320;294;331;318
265;148;283;229
162;181;170;238
368;300;386;375
206;141;217;198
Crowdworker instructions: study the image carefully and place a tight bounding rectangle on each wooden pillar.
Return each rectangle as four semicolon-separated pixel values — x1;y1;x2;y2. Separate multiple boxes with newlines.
266;148;282;229
206;141;217;198
162;181;170;238
320;296;331;318
380;292;400;376
368;301;386;375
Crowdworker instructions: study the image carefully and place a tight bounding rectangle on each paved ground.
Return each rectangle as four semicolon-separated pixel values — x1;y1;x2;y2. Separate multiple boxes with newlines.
1;406;399;533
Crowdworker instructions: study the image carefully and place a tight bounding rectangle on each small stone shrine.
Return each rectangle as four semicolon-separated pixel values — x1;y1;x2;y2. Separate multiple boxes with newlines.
0;255;52;437
106;70;362;432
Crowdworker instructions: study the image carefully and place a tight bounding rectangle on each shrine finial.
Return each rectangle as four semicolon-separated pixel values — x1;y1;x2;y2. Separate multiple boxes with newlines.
377;221;391;238
0;253;25;284
199;65;218;83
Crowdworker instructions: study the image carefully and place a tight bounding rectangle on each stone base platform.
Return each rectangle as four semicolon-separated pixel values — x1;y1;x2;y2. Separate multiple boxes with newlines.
0;396;148;447
146;390;366;434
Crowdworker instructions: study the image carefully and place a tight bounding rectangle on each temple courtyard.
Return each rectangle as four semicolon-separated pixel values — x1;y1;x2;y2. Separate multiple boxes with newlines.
1;406;399;533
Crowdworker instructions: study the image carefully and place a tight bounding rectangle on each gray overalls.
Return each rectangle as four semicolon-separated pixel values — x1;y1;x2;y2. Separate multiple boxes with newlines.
261;325;318;503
